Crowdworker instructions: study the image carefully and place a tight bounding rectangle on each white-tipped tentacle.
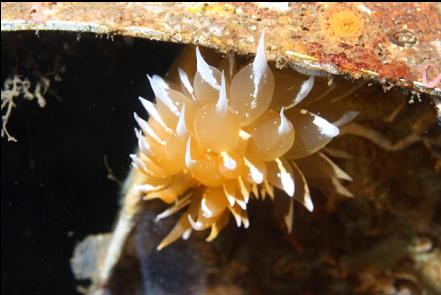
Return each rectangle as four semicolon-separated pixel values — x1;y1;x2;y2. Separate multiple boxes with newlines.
238;176;250;204
278;107;292;135
312;112;340;137
178;68;195;100
155;195;191;222
252;31;268;99
196;47;220;90
221;152;237;171
215;71;229;114
201;198;213;218
138;96;173;134
275;158;295;197
244;157;264;184
188;214;205;231
147;75;179;116
134;113;166;145
175;104;187;137
130;153;146;170
285;76;315;110
134;128;151;155
185;137;196;168
223;185;236;207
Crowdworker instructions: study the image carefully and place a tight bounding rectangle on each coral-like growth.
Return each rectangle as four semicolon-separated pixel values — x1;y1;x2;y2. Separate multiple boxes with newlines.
131;33;355;250
1;75;50;142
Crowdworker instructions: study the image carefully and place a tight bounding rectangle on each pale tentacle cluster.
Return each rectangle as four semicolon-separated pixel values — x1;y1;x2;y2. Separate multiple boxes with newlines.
131;33;355;250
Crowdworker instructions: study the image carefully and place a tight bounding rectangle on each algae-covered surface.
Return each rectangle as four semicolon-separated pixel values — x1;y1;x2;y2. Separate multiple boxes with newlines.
2;2;441;94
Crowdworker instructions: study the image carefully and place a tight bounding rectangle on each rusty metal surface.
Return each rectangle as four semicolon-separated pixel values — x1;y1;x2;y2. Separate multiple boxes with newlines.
2;2;440;95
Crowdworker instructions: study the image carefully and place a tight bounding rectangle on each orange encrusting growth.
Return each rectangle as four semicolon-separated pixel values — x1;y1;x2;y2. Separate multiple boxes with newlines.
131;32;356;250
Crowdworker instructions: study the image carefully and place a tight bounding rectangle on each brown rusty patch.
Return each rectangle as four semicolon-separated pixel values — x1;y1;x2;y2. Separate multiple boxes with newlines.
306;42;414;81
377;61;412;81
1;2;440;95
367;2;441;42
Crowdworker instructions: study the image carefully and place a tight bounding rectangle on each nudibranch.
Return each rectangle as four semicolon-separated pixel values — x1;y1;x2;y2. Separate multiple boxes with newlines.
131;33;355;250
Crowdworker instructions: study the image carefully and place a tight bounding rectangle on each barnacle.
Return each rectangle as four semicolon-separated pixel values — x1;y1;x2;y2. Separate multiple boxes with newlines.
131;33;356;250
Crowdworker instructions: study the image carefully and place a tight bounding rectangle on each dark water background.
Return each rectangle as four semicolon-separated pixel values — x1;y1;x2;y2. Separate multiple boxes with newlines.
1;31;182;295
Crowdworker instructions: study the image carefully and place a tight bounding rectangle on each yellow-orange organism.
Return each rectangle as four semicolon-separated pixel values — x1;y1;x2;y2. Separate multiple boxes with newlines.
131;33;356;250
327;9;364;39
